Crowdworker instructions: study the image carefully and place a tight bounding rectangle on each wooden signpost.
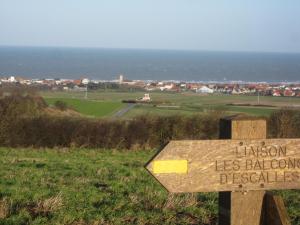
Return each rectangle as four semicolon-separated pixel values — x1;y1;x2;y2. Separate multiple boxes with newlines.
146;116;295;225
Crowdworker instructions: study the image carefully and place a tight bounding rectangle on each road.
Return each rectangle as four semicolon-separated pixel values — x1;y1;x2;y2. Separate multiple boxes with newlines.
113;103;136;118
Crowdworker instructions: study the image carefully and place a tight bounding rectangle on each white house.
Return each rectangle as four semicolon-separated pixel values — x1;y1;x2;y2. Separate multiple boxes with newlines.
160;84;174;91
141;93;151;102
196;86;214;94
81;78;90;85
232;89;241;95
8;76;17;82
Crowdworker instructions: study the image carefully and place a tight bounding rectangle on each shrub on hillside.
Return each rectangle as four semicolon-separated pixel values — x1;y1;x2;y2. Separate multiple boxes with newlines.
54;100;68;111
0;93;47;146
1;113;221;149
268;108;300;138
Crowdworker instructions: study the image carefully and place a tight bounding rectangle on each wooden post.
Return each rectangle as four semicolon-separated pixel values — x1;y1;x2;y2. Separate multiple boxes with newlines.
261;192;291;225
146;115;294;224
219;116;267;225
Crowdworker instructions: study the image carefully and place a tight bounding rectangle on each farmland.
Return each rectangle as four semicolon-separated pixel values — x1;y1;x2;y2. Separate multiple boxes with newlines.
0;148;300;225
41;90;300;118
45;98;124;118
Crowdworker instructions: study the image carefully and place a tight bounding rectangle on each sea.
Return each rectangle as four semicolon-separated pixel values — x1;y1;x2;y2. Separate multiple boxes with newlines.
0;46;300;82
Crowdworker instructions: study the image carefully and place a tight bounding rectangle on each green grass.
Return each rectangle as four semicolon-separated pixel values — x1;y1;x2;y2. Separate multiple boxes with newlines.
0;148;218;225
124;103;275;118
1;148;300;225
45;98;124;117
0;149;300;225
41;91;300;118
41;91;300;107
224;105;276;116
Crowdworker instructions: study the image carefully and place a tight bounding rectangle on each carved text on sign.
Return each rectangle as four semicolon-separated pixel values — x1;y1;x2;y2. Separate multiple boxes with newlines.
215;143;300;186
146;139;300;192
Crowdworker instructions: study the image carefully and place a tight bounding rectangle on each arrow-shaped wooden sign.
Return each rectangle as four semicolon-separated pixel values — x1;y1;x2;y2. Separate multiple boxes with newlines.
146;139;300;193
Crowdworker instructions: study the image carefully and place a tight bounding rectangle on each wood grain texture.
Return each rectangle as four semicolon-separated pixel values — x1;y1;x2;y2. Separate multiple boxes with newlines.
219;117;266;225
262;193;291;225
146;138;300;193
231;191;265;225
231;119;267;140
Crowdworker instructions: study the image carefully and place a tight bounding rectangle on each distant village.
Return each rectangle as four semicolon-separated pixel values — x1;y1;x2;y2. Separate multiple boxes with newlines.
1;74;300;97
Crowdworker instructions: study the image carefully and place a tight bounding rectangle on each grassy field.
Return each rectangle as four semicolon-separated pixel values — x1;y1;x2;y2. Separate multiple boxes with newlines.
45;98;124;118
40;90;300;117
0;148;300;225
0;148;218;225
124;103;276;117
41;91;300;107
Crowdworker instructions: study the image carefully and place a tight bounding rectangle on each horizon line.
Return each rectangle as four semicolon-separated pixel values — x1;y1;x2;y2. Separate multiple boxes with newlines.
1;44;300;55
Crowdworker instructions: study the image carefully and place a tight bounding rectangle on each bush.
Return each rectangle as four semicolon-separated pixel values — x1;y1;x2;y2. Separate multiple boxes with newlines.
268;108;300;138
54;100;68;111
0;93;46;146
0;113;221;149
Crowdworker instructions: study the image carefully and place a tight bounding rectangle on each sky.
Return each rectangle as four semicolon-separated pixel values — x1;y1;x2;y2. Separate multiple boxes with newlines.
1;0;300;53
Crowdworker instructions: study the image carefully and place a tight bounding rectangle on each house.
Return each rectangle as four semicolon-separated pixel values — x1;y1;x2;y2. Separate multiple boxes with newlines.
8;76;16;82
180;83;187;89
160;83;175;91
283;89;295;97
141;93;151;101
0;76;16;83
196;86;214;94
232;89;241;95
43;79;56;86
73;79;82;85
137;93;151;102
81;78;90;85
272;90;281;97
187;83;201;90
